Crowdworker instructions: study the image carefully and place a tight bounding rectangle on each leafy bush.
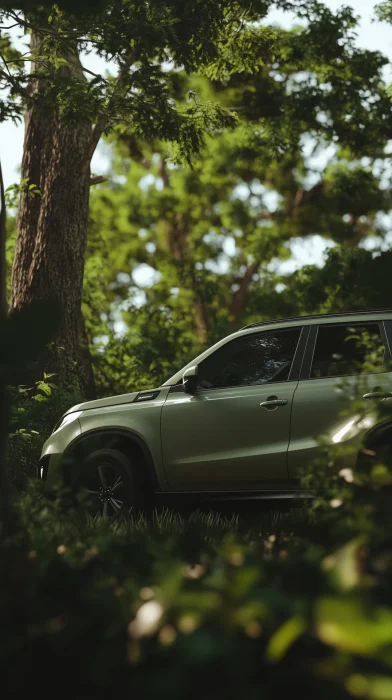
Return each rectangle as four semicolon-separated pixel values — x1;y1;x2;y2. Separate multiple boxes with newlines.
7;378;80;488
1;475;392;700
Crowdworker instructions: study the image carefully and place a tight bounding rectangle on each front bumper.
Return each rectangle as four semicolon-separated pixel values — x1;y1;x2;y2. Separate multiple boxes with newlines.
37;453;63;488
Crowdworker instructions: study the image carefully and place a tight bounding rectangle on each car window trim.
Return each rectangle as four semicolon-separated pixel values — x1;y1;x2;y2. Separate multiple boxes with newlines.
300;320;391;381
194;325;304;393
380;321;392;364
289;325;309;381
299;325;318;380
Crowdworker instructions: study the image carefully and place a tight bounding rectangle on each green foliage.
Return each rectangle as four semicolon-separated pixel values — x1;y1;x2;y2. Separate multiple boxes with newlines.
202;25;277;81
2;1;391;162
375;1;392;23
5;180;41;209
92;323;201;396
6;377;81;488
2;466;392;699
0;1;110;12
0;1;283;164
287;247;392;315
83;41;392;395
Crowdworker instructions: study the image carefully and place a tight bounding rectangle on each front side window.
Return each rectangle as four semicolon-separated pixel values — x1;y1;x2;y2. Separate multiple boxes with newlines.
310;323;387;379
197;328;301;390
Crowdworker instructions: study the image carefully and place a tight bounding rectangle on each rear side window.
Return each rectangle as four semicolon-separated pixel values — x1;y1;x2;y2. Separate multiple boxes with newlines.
197;327;302;390
310;323;387;379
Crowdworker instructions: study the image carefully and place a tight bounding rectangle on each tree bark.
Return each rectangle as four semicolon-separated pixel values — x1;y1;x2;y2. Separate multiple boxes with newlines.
77;309;96;400
9;30;94;395
0;158;13;532
229;260;260;330
194;297;209;344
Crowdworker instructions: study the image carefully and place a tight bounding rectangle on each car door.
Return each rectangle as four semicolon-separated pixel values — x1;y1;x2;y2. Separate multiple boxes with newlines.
161;326;305;491
288;320;392;482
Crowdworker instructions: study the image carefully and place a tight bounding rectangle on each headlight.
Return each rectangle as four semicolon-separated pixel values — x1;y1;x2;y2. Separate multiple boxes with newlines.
52;411;82;434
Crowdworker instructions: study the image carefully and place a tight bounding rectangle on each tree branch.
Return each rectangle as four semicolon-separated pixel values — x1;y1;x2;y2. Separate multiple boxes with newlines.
286;181;325;217
81;64;103;79
5;10;86;39
229;260;260;324
0;51;12;78
0;22;21;30
90;175;110;186
159;157;170;189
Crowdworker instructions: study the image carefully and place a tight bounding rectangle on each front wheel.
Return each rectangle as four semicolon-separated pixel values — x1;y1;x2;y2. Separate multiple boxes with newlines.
77;448;138;518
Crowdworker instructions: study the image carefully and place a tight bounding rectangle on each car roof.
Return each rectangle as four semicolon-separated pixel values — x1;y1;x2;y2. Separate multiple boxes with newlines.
240;309;392;330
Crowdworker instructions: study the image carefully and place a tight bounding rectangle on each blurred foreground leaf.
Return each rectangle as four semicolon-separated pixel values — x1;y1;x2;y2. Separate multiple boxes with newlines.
266;616;306;662
316;597;392;657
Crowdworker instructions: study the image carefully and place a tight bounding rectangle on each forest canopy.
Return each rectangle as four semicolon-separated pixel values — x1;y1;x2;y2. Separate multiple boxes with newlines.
2;0;392;397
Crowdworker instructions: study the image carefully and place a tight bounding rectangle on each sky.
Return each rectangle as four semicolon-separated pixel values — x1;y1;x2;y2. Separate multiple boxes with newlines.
1;0;392;275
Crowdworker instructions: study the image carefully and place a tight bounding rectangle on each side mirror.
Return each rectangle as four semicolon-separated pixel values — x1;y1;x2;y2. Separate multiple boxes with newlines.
182;365;198;394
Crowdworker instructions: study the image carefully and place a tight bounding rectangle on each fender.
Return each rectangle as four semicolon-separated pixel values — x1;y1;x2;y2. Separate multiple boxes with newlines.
61;426;161;491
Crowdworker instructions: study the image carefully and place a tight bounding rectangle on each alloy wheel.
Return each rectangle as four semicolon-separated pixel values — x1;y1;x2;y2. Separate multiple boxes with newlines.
85;461;126;517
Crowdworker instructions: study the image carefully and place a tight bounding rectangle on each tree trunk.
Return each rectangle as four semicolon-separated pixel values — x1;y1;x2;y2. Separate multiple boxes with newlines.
77;310;96;400
0;158;13;532
229;260;260;330
194;298;209;344
9;30;94;396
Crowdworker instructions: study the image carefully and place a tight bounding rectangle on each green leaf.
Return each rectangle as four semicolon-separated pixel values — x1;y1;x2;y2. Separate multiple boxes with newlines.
322;538;365;590
32;394;47;402
266;616;306;662
36;381;52;396
316;597;392;656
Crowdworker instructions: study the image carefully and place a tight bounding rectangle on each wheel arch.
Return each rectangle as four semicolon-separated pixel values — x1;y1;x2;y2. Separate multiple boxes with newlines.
363;420;392;450
61;426;161;492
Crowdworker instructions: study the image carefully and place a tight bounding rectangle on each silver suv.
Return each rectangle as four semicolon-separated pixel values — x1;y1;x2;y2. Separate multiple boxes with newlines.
39;310;392;515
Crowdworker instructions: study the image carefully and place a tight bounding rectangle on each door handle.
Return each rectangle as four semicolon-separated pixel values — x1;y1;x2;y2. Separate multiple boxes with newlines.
363;391;392;400
260;396;288;409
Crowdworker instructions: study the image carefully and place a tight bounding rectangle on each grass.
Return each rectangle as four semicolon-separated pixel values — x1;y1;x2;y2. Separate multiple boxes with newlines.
86;504;310;537
17;479;313;547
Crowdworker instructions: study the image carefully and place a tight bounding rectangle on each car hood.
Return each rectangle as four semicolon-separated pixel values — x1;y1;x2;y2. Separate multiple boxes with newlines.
64;391;140;415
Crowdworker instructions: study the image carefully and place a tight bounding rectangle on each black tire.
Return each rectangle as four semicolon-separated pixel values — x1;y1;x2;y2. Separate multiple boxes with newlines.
76;448;139;518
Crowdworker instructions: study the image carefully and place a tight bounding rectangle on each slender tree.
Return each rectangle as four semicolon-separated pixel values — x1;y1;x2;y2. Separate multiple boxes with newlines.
0;159;12;529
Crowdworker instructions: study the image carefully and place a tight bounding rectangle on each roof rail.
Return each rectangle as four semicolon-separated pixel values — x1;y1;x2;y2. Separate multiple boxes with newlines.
240;309;392;331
